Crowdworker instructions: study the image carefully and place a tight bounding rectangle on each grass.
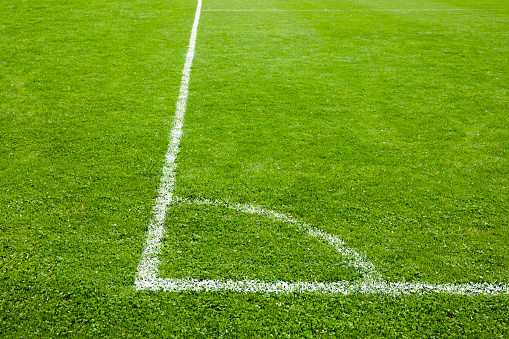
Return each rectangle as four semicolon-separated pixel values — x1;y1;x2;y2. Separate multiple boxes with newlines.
1;0;509;336
160;203;360;282
177;0;508;284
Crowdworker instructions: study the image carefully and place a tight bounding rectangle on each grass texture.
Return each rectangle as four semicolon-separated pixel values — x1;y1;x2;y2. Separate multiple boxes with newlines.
1;0;508;336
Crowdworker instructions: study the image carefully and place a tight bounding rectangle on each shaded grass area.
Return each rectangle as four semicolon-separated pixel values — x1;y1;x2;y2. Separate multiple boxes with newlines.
2;284;509;337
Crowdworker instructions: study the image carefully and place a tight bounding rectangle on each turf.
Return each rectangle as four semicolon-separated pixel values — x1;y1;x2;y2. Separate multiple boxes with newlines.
1;0;508;336
160;203;359;282
177;0;509;285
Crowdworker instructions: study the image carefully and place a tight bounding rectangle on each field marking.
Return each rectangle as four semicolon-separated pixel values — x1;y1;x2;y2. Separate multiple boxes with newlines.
174;197;381;282
203;9;508;12
135;0;202;284
136;197;509;295
136;196;381;291
135;0;509;295
140;278;509;296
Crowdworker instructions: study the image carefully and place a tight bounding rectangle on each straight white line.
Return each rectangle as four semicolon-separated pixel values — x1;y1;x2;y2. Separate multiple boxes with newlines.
135;0;202;287
203;8;508;12
139;278;509;296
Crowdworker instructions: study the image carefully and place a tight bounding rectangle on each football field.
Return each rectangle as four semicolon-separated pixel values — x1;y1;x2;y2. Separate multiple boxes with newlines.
1;0;508;336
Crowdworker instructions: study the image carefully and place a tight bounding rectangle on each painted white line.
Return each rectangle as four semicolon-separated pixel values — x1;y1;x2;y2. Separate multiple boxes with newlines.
203;8;508;12
139;278;509;296
174;197;381;281
135;0;202;287
134;0;509;295
136;197;509;295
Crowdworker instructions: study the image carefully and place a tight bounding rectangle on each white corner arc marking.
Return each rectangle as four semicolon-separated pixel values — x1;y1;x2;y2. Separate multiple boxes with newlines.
174;197;381;282
135;0;202;284
136;196;509;295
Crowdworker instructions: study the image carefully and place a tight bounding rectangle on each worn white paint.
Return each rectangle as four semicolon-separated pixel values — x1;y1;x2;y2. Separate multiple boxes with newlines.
139;278;509;296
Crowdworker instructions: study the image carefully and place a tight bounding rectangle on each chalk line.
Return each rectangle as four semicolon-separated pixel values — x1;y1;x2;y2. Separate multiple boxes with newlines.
135;0;202;286
136;197;509;295
203;8;508;12
136;196;381;290
134;0;509;295
174;197;381;282
140;278;509;296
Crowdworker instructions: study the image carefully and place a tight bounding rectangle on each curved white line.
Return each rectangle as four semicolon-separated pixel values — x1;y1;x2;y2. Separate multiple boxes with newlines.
136;196;509;295
173;197;381;281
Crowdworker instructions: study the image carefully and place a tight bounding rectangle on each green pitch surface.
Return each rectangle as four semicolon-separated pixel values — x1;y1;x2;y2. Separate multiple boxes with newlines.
1;0;508;336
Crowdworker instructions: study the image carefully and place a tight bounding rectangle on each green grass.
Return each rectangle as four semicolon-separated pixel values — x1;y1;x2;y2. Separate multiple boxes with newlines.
177;0;508;284
1;0;509;336
160;203;359;282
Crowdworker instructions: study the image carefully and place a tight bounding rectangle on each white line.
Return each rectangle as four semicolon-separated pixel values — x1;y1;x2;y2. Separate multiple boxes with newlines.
174;197;381;281
135;0;202;286
135;197;509;295
134;0;509;296
203;8;508;12
139;278;509;296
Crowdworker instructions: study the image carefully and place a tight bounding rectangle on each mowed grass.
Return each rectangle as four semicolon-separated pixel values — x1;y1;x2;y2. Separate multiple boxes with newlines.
1;0;509;336
1;0;195;286
176;0;509;283
160;203;359;282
